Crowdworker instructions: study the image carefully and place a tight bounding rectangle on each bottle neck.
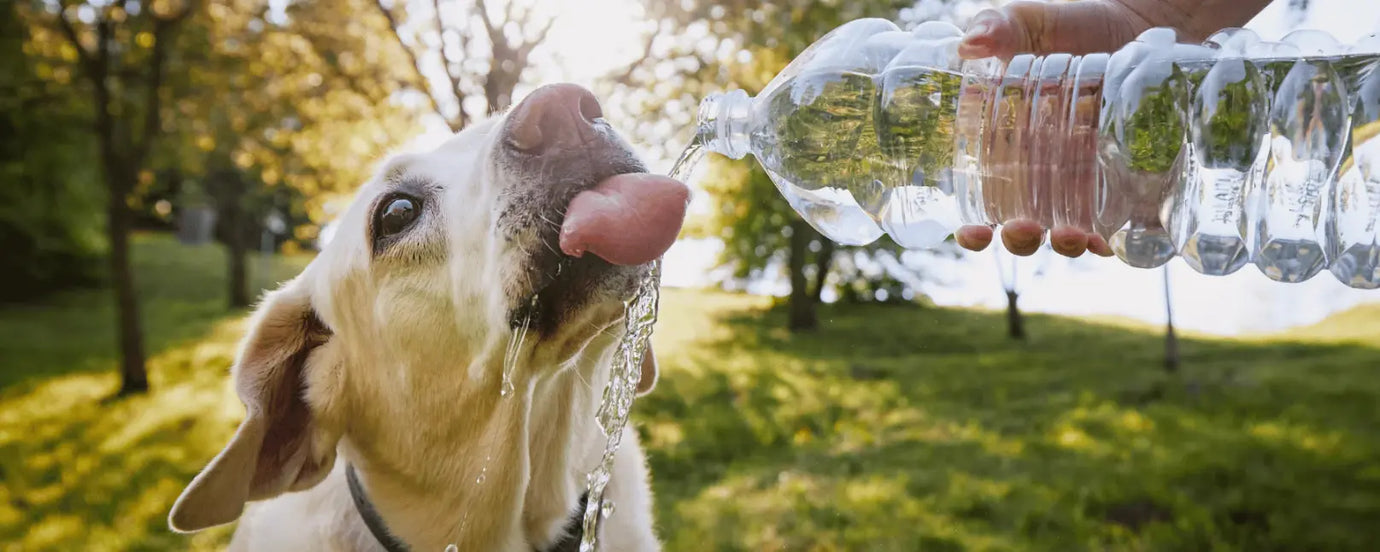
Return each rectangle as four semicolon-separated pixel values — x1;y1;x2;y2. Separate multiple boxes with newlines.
697;89;753;160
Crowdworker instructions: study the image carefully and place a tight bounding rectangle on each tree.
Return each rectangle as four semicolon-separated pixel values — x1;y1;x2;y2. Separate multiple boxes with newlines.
372;0;557;130
160;0;417;307
38;0;199;396
994;248;1026;340
1162;266;1179;373
1;3;105;303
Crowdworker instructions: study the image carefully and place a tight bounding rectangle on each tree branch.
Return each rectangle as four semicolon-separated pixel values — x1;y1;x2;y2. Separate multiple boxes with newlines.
431;0;469;128
89;2;121;179
607;27;658;86
133;0;198;166
474;0;501;44
52;7;98;78
430;0;454;78
517;13;556;57
372;0;460;131
106;0;131;19
503;0;519;34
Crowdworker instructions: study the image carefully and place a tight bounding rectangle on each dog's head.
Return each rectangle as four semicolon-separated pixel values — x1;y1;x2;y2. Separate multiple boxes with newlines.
168;84;686;533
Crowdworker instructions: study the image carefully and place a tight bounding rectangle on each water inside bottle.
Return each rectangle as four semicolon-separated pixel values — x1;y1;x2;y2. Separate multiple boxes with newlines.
876;65;966;247
1172;57;1267;275
1256;53;1350;282
756;70;886;245
1331;65;1380;288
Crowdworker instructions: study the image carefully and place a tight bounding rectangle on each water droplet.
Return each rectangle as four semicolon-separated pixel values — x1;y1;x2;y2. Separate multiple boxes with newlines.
475;473;486;484
600;500;615;519
501;300;534;398
445;546;458;552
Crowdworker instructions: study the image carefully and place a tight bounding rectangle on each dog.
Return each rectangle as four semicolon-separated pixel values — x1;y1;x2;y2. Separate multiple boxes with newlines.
167;83;687;551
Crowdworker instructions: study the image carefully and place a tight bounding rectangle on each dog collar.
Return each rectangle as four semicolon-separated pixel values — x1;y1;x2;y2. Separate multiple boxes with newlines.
345;463;588;552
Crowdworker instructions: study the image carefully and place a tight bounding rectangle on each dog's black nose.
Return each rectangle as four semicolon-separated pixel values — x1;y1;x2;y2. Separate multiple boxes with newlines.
505;84;603;154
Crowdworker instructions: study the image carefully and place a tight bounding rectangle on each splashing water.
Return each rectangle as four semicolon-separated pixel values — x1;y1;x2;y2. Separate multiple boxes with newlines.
577;140;703;551
576;260;661;552
501;296;537;397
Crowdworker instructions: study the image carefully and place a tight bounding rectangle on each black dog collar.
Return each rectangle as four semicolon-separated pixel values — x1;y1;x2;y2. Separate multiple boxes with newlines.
345;463;588;552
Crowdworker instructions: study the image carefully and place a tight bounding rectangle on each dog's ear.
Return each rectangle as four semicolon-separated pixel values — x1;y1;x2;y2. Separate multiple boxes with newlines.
168;278;341;533
636;344;658;396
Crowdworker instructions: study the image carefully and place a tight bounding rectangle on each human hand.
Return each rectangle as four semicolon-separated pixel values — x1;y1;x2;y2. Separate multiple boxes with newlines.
950;0;1270;258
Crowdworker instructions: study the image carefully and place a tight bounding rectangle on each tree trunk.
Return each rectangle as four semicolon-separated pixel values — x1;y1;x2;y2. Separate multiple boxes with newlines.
108;171;148;396
1163;267;1180;373
1005;289;1025;340
994;248;1025;340
51;0;194;399
810;239;836;304
787;220;816;332
222;173;250;309
228;236;249;308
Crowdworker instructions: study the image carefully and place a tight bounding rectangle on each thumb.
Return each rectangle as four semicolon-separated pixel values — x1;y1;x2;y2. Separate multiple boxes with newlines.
958;0;1153;60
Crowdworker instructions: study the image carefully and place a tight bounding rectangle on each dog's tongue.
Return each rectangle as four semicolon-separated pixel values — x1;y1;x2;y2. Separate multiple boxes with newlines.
560;174;689;266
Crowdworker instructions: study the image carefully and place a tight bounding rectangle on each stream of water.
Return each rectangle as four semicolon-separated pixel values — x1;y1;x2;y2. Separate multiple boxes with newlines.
576;140;705;551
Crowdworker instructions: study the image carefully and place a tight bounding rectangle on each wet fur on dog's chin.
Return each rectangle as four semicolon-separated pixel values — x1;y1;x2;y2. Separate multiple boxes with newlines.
166;114;662;551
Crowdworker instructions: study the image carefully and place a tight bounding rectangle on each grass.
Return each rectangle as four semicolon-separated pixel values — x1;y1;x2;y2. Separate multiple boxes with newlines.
0;234;311;551
2;235;1379;551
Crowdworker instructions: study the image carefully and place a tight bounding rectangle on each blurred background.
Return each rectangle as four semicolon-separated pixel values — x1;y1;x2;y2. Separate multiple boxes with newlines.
3;0;1380;550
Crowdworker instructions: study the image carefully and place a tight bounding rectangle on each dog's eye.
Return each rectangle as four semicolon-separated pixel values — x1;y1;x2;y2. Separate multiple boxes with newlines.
376;195;421;238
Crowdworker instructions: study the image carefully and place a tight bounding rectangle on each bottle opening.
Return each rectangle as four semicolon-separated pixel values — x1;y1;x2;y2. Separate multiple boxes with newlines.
697;89;752;160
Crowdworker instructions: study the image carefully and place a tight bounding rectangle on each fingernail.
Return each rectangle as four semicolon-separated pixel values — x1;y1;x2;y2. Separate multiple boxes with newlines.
958;30;993;57
1088;236;1114;257
965;22;993;40
962;11;1003;39
959;12;1004;58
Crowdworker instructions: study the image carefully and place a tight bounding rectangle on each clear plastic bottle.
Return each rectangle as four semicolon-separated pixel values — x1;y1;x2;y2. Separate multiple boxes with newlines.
695;19;1380;289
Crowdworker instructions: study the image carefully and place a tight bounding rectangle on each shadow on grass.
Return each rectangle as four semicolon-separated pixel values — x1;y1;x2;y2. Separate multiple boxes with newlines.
637;294;1380;552
0;314;246;550
0;234;310;550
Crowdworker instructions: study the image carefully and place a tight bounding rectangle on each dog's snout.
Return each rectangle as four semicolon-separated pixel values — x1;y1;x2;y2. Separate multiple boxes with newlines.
505;84;603;154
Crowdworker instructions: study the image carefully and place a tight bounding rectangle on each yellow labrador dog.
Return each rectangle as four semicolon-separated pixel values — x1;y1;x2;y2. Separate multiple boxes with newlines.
167;84;688;551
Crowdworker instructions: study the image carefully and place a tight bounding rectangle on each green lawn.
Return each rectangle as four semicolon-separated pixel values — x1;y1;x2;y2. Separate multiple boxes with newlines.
3;235;1379;551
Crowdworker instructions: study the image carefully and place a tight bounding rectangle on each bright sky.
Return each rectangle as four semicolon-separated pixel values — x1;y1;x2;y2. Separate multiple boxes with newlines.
394;0;1380;336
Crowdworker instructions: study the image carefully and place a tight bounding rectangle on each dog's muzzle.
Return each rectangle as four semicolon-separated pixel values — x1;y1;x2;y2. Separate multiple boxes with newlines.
502;84;689;266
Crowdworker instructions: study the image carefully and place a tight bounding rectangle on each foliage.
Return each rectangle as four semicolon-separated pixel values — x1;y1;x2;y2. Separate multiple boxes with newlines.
161;0;419;234
0;234;310;550
20;0;206;394
4;236;1380;550
0;5;105;302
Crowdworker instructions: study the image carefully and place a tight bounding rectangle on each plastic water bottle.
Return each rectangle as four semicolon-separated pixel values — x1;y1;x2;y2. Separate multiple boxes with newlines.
694;19;1380;289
